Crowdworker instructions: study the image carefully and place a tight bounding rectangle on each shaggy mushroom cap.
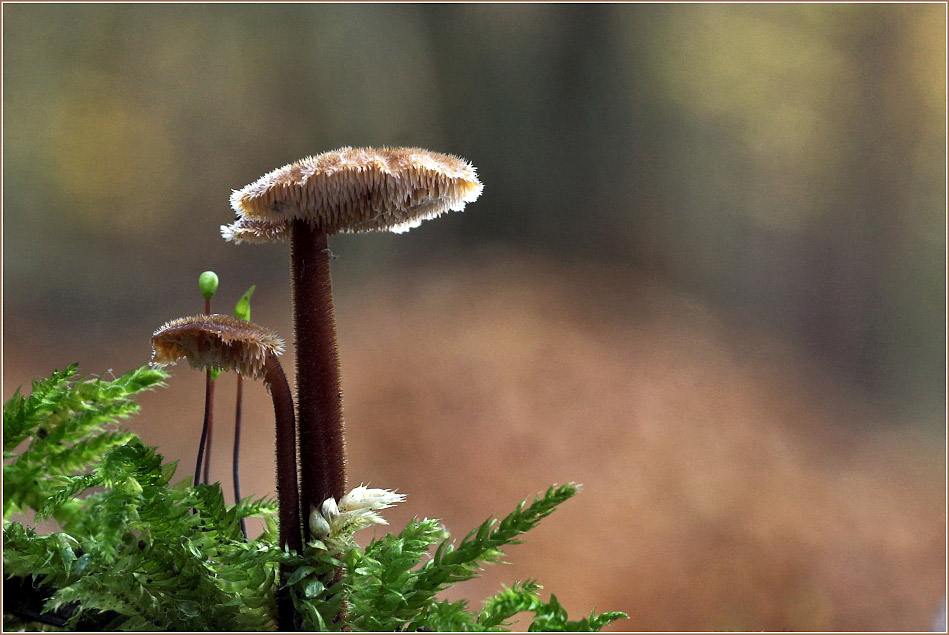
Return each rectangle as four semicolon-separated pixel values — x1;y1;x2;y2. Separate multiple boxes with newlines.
222;146;483;242
150;314;284;382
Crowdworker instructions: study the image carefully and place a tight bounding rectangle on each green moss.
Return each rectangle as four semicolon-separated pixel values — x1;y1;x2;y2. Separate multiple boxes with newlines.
3;364;626;632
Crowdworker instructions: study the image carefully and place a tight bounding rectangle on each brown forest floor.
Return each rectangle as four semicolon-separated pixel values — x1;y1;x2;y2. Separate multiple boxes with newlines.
4;250;945;631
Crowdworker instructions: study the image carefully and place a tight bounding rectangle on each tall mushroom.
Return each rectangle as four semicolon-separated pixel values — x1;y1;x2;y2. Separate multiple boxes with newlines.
150;314;301;630
221;146;483;535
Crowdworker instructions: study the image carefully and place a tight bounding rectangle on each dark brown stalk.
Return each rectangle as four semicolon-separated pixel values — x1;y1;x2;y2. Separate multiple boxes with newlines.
233;374;248;540
193;366;213;489
201;297;215;485
290;219;346;536
202;378;215;484
262;353;302;632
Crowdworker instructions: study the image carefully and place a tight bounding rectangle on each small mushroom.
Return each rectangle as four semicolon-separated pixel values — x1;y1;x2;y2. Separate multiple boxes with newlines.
222;146;483;537
150;314;300;630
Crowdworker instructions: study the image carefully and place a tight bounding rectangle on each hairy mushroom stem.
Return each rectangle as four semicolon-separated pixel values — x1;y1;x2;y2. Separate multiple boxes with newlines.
260;353;302;551
291;220;346;536
245;352;301;631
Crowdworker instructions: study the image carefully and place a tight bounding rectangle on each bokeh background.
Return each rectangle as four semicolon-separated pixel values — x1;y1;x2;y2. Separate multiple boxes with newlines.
3;4;946;631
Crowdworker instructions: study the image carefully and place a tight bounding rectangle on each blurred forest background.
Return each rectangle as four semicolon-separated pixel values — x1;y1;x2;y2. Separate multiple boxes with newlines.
3;4;946;631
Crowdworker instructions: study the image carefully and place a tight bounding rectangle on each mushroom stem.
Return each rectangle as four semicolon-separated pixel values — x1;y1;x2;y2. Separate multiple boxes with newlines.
263;353;302;554
290;219;346;535
261;352;302;632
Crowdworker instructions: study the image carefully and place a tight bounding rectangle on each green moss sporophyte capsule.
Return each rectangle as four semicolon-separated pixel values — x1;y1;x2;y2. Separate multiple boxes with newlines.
199;271;219;301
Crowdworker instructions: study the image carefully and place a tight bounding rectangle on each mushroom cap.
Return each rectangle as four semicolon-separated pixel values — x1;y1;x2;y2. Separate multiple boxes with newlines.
223;146;483;241
150;314;284;382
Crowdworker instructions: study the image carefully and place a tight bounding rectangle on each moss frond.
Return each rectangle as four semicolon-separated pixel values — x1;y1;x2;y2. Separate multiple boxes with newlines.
4;364;626;632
